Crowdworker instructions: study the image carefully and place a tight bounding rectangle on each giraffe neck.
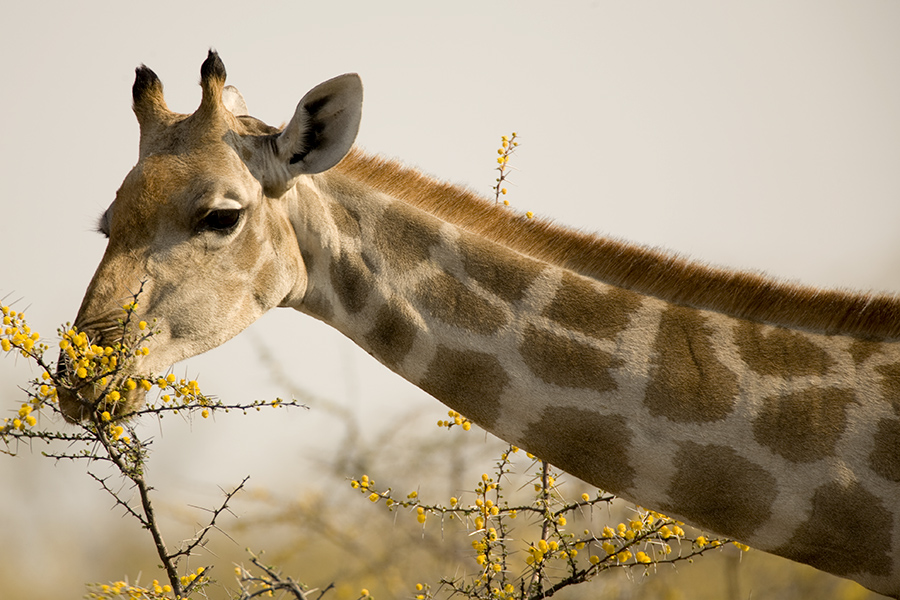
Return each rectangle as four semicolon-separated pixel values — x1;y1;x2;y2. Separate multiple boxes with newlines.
285;150;900;596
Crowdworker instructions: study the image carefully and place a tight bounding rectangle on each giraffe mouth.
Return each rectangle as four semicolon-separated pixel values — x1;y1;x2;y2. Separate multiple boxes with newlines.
55;334;149;424
56;350;96;423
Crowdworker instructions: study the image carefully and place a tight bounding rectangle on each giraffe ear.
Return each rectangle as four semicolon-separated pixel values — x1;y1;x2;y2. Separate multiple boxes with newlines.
275;73;363;175
223;85;249;116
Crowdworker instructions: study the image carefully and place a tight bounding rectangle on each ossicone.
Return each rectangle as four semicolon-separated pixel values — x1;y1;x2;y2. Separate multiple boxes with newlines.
132;64;170;128
197;49;228;120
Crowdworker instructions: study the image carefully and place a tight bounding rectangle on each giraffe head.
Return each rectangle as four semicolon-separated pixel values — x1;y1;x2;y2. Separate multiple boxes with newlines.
57;51;363;421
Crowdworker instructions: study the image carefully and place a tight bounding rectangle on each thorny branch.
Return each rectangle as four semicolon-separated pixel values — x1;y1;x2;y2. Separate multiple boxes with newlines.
236;549;327;600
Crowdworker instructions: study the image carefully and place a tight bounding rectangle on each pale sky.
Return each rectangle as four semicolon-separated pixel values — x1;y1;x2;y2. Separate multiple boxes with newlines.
2;1;899;595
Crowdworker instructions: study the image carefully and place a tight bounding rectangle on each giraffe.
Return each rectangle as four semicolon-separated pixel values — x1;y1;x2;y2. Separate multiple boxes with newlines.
58;51;900;598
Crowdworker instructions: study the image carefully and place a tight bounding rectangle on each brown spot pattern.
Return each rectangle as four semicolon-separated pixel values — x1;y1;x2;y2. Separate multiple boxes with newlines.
520;325;620;392
415;272;507;335
733;321;833;377
328;202;361;238
364;302;418;369
542;272;642;340
373;203;441;271
419;346;508;429
848;339;881;366
522;408;635;494
644;306;738;423
776;481;892;577
302;289;334;321
665;442;776;540
459;234;544;303
752;388;856;463
870;418;900;482
329;251;372;314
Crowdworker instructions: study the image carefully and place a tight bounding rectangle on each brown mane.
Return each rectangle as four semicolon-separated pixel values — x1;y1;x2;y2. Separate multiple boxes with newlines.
335;148;900;340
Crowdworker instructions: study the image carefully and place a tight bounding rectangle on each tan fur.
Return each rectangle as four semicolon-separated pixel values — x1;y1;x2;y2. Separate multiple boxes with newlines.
61;55;900;596
336;149;900;340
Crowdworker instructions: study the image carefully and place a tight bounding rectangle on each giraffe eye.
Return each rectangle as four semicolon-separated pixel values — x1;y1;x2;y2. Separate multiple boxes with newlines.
197;208;242;233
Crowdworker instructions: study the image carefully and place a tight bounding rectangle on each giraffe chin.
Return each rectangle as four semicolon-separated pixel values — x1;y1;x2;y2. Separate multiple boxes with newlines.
57;383;148;424
56;351;148;424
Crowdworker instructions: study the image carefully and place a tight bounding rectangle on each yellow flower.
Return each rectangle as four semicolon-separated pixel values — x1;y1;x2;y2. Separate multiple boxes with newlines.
696;536;708;547
526;211;534;219
636;551;651;564
201;409;209;419
590;554;601;565
368;492;380;502
602;541;616;554
581;493;590;502
138;321;147;330
101;411;111;422
76;367;87;378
